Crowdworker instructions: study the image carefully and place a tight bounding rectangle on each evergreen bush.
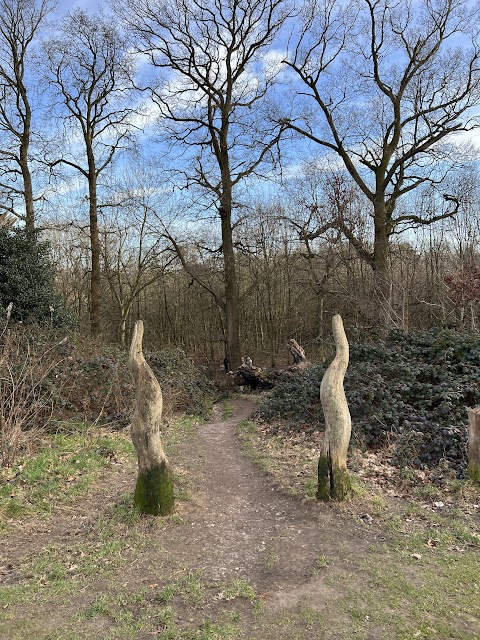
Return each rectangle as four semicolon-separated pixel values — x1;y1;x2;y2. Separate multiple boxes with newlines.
0;228;65;324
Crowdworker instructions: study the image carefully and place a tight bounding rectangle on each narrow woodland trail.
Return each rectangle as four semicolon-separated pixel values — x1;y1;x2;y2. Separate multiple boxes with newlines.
140;398;387;624
0;398;397;639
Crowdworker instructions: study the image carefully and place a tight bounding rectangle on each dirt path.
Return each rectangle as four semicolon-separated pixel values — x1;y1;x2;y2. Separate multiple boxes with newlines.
162;398;375;590
0;399;400;638
108;397;388;635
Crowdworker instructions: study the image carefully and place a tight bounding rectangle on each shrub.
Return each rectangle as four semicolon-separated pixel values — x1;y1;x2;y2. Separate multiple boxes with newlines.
50;343;214;428
0;326;66;467
256;329;480;475
0;229;66;325
147;347;215;418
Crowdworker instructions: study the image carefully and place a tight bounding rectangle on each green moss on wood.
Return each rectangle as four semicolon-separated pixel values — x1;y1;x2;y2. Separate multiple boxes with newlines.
317;455;331;501
330;465;352;501
317;454;352;502
468;461;480;484
134;461;174;515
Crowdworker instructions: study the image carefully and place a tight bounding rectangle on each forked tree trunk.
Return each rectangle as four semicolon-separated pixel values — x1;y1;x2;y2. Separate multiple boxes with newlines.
318;314;352;501
128;320;174;515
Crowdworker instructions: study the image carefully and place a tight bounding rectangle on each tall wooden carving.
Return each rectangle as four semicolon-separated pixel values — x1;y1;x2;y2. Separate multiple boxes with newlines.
318;314;352;501
128;320;174;515
468;407;480;483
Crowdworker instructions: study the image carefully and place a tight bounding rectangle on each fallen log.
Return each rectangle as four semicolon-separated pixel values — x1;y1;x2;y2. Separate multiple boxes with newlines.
234;340;311;389
233;363;278;389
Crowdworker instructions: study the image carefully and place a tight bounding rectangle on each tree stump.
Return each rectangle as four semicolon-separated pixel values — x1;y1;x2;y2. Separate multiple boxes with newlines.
468;407;480;483
318;314;352;501
128;320;174;515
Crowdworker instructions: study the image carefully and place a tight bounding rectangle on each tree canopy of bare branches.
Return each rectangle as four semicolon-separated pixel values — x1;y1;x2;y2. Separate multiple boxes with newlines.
114;0;291;368
0;0;55;232
286;0;480;324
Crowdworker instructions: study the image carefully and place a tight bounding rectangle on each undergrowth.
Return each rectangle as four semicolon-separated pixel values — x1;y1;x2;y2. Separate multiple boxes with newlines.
256;329;480;476
0;325;214;467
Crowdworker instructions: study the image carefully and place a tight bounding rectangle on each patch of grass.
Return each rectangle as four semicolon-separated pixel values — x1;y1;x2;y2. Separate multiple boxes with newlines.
154;584;177;605
304;475;317;498
165;414;205;456
315;554;329;569
194;619;238;640
236;419;272;475
84;594;112;619
264;544;279;570
157;605;175;626
107;494;142;524
182;570;206;607
237;418;320;500
354;547;480;639
222;578;256;601
222;401;234;419
298;606;326;631
0;426;135;522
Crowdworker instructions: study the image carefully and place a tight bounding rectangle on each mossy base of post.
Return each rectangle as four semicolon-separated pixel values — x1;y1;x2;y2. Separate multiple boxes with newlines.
317;453;352;501
469;461;480;484
134;461;174;516
317;455;331;500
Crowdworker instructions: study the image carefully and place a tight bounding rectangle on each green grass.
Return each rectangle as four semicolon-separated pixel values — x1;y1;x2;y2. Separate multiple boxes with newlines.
351;547;480;639
0;426;135;522
0;410;207;525
164;414;205;456
222;401;234;419
43;573;255;639
236;419;271;474
221;578;256;602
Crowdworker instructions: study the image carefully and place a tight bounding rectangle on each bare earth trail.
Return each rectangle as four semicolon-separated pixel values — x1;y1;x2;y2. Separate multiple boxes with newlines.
0;399;407;638
111;397;390;637
162;398;378;594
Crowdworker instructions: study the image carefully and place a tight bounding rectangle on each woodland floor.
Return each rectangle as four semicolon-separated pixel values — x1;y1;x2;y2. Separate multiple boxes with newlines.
0;397;479;639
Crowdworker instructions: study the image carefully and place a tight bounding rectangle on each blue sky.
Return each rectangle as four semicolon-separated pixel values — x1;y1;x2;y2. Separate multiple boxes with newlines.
56;0;106;17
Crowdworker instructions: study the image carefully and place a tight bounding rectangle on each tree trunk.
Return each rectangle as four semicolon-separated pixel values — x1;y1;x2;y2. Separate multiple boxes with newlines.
87;149;101;337
219;192;241;371
128;320;174;515
119;313;127;349
468;407;480;483
17;67;35;235
318;314;352;501
373;198;393;329
19;132;35;235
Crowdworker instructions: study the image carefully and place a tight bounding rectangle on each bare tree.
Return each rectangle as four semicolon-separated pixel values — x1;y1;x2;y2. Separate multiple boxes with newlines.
101;164;175;347
43;9;137;336
114;0;290;369
285;0;480;325
0;0;55;232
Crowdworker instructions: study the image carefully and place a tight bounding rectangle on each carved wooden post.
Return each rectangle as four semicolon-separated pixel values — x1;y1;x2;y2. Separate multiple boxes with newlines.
318;314;352;501
468;407;480;483
128;320;174;515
